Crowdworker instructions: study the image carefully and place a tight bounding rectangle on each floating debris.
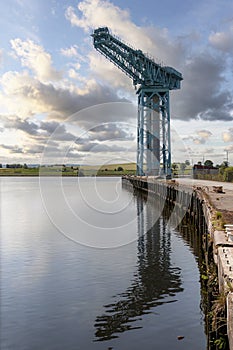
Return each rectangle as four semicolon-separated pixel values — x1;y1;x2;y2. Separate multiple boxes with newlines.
177;335;185;340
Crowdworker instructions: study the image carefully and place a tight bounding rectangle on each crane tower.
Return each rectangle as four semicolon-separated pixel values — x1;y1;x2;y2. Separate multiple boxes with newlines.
91;27;183;177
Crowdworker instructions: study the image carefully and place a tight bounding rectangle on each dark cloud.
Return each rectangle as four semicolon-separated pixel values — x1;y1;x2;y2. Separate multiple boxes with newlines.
3;117;77;141
172;53;233;121
68;102;137;129
22;80;129;120
4;117;38;135
25;144;46;154
0;144;24;153
88;123;135;141
75;141;129;153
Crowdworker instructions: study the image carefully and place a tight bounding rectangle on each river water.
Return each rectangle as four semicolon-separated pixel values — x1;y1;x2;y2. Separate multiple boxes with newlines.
0;177;207;350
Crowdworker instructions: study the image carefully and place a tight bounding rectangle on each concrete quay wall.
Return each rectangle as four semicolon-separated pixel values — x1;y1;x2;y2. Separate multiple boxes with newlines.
122;176;233;349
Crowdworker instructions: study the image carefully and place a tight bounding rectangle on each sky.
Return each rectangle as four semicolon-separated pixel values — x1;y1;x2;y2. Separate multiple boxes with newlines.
0;0;233;166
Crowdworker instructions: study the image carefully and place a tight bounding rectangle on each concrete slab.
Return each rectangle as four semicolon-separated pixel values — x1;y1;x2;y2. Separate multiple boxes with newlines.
218;247;233;293
170;178;233;224
227;293;233;350
214;231;233;247
213;231;233;264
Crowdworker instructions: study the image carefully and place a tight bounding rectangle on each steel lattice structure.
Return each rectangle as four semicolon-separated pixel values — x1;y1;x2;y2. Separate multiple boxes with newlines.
91;27;183;177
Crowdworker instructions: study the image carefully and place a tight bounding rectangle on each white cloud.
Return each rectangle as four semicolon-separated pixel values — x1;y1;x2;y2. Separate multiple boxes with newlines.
0;68;128;120
65;1;140;42
10;38;62;82
88;51;133;91
196;130;212;139
0;71;50;117
60;45;79;58
224;144;233;151
65;0;185;65
222;128;233;142
65;0;186;96
68;68;81;80
209;26;233;53
183;129;213;145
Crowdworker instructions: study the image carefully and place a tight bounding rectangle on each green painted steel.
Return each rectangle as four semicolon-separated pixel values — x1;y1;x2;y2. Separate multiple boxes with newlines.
91;27;183;177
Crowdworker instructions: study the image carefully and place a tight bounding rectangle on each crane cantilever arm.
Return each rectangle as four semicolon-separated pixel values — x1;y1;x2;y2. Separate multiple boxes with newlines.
91;27;183;89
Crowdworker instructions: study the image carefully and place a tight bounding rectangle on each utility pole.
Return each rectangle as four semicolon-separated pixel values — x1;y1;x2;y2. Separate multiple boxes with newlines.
226;150;229;166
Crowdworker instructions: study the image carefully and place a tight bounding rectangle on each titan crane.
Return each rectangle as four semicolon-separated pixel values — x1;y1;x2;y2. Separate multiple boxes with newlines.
91;27;183;177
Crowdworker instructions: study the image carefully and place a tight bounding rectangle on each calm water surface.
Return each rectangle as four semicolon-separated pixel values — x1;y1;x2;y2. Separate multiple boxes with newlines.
0;177;206;350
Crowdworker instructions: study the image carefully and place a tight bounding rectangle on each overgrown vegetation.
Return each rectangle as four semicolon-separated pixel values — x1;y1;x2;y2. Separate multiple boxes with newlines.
200;259;229;350
194;163;233;182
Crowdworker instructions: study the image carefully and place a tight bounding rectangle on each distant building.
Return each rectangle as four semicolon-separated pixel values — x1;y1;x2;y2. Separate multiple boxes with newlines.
193;164;219;178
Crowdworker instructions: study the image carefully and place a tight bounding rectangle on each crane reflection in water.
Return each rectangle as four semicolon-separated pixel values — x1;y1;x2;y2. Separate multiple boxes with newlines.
94;188;184;342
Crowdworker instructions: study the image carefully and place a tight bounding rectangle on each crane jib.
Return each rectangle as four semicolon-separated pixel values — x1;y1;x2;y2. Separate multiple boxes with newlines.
91;27;183;89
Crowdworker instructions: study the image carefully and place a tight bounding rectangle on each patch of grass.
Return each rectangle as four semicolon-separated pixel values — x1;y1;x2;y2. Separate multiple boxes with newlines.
0;163;137;177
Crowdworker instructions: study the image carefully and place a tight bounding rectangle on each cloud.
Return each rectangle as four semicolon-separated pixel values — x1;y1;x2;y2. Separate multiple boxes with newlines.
89;123;135;141
24;144;46;154
193;138;206;145
65;0;233;122
4;116;39;135
65;0;186;92
0;70;129;120
196;130;212;139
65;1;145;46
224;144;233;151
0;144;24;154
183;129;212;144
209;26;233;53
10;38;62;82
1;114;135;160
222;128;233;142
173;53;233;121
204;148;214;154
75;140;130;153
60;45;79;58
3;116;78;141
2;0;233;164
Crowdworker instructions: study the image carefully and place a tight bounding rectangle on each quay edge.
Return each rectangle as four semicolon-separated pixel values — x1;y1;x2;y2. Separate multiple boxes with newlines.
122;175;233;350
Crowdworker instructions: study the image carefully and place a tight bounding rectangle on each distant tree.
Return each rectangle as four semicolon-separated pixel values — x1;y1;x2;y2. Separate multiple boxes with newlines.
197;161;202;166
221;161;229;168
204;159;213;167
117;166;124;171
219;161;229;175
172;163;178;175
23;163;28;169
0;164;2;168
180;163;186;173
185;160;190;166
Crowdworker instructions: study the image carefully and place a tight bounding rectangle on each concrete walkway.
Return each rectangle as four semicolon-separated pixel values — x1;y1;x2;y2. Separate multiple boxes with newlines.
175;177;233;223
